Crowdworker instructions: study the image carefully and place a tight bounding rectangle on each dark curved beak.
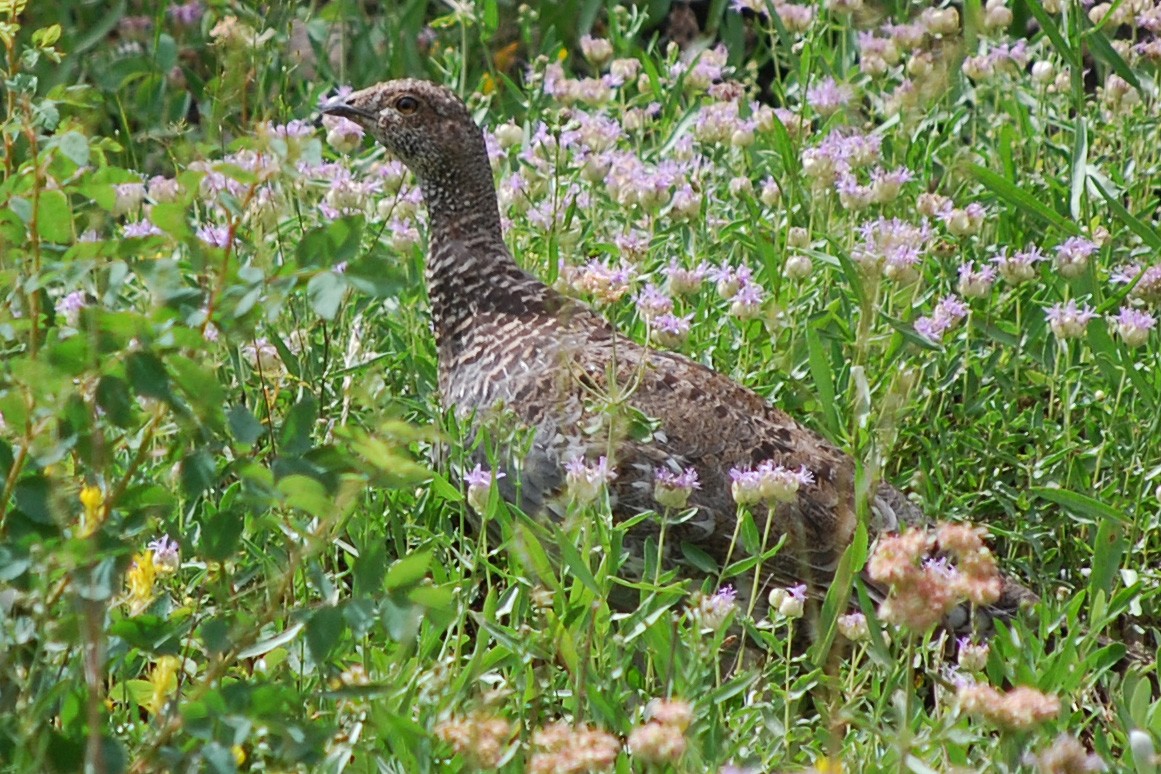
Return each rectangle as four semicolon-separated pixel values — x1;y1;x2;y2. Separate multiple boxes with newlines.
321;101;376;121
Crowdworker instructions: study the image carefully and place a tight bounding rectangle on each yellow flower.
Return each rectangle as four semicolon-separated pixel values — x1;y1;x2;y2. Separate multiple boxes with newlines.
78;485;104;538
232;745;246;766
126;551;156;615
480;72;496;95
816;757;844;774
145;656;181;715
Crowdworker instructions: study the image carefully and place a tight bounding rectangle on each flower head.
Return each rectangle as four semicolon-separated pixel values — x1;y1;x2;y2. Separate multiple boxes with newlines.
914;295;969;342
1112;306;1156;347
957;262;997;298
957;683;1060;731
145;656;182;715
565;456;616;505
434;711;514;770
529;721;621;774
126;551;157;616
1045;300;1097;339
654;466;701;509
1054;236;1099;278
992;246;1045;283
694;585;737;629
837;612;869;641
79;485;104;538
464;463;506;511
148;535;181;575
56;290;87;327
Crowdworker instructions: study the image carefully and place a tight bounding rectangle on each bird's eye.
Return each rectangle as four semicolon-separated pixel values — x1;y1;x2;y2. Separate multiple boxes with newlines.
395;95;420;115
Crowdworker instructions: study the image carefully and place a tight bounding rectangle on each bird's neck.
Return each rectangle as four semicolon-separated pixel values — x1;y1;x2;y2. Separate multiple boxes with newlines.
419;157;549;352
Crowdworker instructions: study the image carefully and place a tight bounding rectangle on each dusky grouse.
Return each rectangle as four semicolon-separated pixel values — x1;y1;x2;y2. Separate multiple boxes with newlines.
323;78;1033;625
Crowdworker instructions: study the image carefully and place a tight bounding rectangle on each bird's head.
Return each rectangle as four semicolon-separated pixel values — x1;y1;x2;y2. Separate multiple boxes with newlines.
320;79;482;184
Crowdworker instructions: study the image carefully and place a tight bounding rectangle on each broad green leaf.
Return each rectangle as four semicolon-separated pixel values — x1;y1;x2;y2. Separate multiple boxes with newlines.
385;550;431;591
36;189;72;242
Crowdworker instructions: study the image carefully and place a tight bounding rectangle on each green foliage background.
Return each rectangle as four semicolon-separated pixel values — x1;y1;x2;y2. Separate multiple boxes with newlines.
1;0;1160;771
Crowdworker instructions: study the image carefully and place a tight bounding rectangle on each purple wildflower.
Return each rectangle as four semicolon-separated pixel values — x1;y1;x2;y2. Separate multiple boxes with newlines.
564;456;616;505
1045;300;1097;339
654;466;701;509
1054;237;1098;278
56;291;86;327
1112;306;1156;347
148;535;181;575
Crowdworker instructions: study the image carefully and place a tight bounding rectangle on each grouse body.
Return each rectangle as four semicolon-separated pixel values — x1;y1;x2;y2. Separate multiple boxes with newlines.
323;79;1031;620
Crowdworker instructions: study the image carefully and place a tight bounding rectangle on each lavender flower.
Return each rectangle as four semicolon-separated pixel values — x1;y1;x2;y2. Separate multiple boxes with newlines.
664;261;708;296
1054;236;1098;278
768;583;807;618
807;77;854;115
728;467;763;506
695;584;737;629
992;246;1045;284
55;291;86;327
1045;300;1097;339
148;535;181;575
654;466;701;509
837;612;869;641
652;312;693;347
167;0;203;26
1112;306;1156;347
323;115;365;153
853;217;932;282
565;455;616;505
112;182;146;216
635;284;673;321
729;283;765;320
1111;263;1161;304
958;636;990;672
757;462;813;503
123;220;164;238
914;295;970;342
195;224;232;249
465;463;506;511
958;262;997;298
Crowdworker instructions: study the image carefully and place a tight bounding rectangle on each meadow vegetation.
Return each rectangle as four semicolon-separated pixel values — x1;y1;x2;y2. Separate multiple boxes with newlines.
1;0;1160;770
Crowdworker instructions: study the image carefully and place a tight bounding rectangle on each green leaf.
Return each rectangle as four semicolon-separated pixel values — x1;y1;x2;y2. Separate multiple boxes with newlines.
1092;178;1161;250
276;474;332;518
295;216;365;268
149;202;190;239
181;449;217;497
279;395;317;456
0;545;31;581
199;508;244;561
236;622;304;659
227;405;264;445
56;131;91;167
125;351;172;402
306;271;346;321
1090;518;1126;598
1031;486;1129;525
385;550;431;591
556;529;600;597
13;474;54;524
96;375;135;428
75;558;118;602
306;605;344;664
1069;116;1087;220
353;540;387;597
680;542;719;574
109;615;183;654
36;189;72;243
967;163;1078;234
1085;25;1141;91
